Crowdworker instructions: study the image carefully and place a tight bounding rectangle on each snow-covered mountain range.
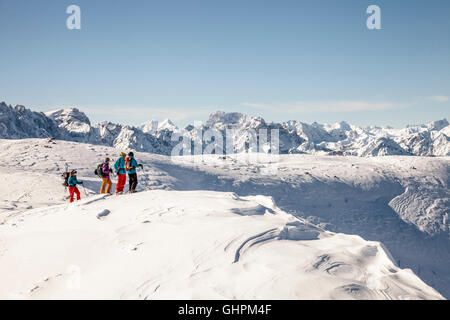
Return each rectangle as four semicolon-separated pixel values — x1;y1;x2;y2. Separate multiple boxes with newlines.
1;101;449;156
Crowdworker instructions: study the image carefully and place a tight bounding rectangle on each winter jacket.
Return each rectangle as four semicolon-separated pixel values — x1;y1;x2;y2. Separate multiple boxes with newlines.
114;157;126;175
68;176;82;187
126;156;140;174
102;162;111;178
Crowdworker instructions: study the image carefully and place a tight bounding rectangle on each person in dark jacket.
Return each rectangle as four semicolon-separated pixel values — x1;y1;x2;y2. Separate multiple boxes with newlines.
68;170;83;203
114;152;127;195
125;152;143;193
100;157;113;194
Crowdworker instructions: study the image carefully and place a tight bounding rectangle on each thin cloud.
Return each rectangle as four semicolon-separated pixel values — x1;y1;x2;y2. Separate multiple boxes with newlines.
428;96;449;102
87;107;194;122
241;100;403;114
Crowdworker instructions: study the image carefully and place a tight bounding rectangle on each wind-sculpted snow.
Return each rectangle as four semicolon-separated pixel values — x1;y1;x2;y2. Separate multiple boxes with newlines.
0;189;443;299
1;102;449;156
0;138;448;298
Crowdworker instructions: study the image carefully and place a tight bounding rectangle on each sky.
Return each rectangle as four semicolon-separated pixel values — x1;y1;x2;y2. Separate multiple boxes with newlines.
0;0;449;128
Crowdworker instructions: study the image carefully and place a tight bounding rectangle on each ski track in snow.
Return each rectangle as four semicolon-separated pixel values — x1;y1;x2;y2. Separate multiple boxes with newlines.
0;138;448;299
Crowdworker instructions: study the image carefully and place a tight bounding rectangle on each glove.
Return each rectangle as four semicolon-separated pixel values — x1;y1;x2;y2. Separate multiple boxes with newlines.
139;164;143;169
79;181;83;184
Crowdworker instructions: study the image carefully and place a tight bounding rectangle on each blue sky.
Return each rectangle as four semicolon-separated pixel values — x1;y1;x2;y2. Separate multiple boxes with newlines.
1;0;449;127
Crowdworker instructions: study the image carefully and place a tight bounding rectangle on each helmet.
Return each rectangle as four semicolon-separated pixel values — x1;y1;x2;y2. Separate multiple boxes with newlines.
105;157;110;162
120;152;126;157
128;152;134;157
71;170;77;175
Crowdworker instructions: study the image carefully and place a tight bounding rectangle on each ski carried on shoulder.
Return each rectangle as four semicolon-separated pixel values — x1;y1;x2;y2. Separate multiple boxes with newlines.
62;162;70;189
60;162;70;200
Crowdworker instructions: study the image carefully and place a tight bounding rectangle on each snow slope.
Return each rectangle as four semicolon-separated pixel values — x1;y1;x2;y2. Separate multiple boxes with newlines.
0;190;443;299
0;138;448;299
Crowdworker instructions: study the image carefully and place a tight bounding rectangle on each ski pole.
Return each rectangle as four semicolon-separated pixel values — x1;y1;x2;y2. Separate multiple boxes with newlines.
81;184;88;197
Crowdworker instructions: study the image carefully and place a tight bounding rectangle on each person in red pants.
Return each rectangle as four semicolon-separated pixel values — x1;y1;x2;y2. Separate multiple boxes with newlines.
114;152;127;194
67;170;83;203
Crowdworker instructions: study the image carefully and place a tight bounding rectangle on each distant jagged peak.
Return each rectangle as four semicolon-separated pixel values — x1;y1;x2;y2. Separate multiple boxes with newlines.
0;103;34;113
45;107;91;134
207;111;246;126
427;119;449;131
14;104;28;112
310;121;323;128
440;125;450;137
361;136;411;156
157;118;178;131
141;119;159;133
206;111;267;129
0;103;40;116
45;107;90;122
405;118;449;131
96;120;118;126
330;120;352;131
318;121;352;137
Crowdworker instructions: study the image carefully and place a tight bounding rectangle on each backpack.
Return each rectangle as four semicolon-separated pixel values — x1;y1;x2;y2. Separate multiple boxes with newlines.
94;163;103;178
125;157;131;171
62;172;70;187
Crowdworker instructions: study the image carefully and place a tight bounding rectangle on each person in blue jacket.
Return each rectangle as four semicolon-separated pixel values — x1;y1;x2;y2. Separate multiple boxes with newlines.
125;152;143;193
67;170;83;203
114;152;127;194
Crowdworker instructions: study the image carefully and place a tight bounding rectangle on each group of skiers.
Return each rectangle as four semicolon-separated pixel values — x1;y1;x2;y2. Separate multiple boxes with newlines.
65;152;143;203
